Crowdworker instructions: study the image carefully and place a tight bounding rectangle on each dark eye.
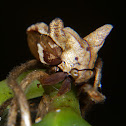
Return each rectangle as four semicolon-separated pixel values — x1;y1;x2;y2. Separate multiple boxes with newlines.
75;57;78;61
86;47;90;51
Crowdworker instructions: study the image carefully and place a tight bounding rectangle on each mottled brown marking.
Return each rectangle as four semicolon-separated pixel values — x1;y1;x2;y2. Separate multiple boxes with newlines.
43;50;61;65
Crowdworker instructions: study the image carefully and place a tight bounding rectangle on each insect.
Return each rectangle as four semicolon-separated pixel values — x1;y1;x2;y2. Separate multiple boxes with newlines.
6;18;113;126
26;18;113;100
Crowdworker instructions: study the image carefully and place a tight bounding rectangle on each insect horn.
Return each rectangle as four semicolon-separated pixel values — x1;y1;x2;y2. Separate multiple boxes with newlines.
49;18;67;50
83;24;113;51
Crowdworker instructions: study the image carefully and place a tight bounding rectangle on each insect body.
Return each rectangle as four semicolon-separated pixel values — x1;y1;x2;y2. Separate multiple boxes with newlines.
6;18;113;126
27;18;113;100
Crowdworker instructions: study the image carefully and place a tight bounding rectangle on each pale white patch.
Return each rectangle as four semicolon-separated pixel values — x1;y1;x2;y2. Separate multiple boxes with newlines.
22;113;31;126
35;117;42;123
56;109;61;112
98;83;102;89
37;43;47;64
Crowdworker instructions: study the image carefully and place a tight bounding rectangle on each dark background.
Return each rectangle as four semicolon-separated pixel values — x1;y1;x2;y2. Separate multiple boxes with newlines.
1;1;122;126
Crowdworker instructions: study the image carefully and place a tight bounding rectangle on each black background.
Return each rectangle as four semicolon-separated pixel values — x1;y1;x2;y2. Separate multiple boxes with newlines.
1;1;122;126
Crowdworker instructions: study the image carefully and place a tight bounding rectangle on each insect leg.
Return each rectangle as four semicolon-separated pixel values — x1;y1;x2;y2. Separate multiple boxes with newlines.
40;72;68;85
57;77;71;96
35;95;50;123
7;60;42;126
93;58;103;89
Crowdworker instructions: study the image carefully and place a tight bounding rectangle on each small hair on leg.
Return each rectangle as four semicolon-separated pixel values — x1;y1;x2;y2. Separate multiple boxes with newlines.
20;70;49;90
7;59;39;126
7;59;39;81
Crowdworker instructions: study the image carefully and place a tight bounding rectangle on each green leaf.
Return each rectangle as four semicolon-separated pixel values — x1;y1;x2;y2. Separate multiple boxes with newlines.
0;80;13;106
33;108;91;126
0;70;45;106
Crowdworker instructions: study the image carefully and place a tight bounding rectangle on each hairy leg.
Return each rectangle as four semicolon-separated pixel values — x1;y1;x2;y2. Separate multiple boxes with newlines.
7;59;70;125
7;59;40;126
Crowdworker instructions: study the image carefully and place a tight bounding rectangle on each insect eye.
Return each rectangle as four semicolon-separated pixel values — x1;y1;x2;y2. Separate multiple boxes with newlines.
86;47;90;51
70;69;79;79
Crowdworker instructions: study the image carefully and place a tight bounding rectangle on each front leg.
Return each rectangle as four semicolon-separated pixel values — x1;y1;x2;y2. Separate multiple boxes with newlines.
40;72;68;85
79;58;105;104
57;77;71;96
93;58;103;89
40;72;71;96
86;58;105;103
